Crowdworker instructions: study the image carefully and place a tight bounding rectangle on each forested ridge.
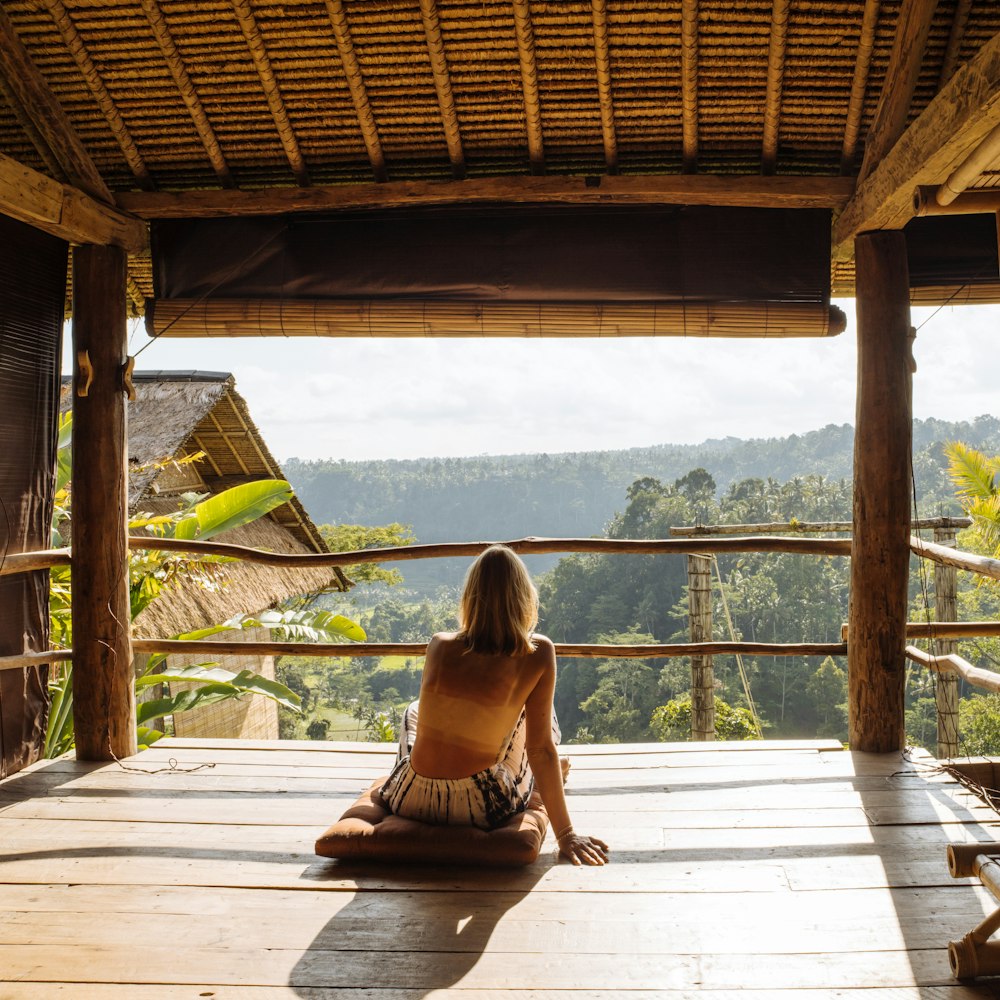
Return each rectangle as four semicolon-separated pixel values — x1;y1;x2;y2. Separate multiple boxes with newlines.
285;415;1000;545
279;416;1000;748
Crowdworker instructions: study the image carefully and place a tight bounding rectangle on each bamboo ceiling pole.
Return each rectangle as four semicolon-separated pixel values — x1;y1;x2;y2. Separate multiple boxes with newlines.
934;527;960;758
688;554;715;740
848;230;913;753
71;245;136;761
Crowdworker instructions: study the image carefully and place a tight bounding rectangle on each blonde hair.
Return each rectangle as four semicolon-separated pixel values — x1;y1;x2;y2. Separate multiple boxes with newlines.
457;545;538;656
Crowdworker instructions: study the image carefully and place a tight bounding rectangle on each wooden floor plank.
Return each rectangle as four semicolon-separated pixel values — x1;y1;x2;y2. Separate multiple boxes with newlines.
0;943;976;989
4;990;999;1000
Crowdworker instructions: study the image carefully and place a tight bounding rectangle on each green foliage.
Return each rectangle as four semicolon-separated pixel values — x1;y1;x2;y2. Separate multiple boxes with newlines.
958;694;1000;756
946;442;1000;556
905;695;938;751
319;522;415;585
805;656;848;738
650;696;760;742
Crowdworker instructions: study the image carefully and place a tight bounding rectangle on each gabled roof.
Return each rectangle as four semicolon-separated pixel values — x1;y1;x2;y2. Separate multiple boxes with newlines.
61;369;333;558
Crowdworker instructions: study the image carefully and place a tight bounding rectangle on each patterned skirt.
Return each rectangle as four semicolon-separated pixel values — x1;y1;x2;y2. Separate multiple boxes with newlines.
379;701;558;831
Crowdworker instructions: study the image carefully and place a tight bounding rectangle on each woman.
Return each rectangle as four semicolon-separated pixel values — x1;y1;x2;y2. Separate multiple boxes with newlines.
380;545;609;866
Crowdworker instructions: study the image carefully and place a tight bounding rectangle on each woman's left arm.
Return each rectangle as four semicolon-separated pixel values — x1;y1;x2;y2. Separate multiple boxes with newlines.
524;641;609;866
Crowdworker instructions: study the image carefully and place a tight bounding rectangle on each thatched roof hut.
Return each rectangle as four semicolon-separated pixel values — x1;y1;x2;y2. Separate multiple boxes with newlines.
60;370;346;740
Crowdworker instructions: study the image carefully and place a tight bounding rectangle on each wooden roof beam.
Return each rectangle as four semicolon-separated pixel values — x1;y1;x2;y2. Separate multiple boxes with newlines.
324;0;387;183
418;0;465;180
680;0;699;173
0;4;112;203
0;153;146;251
590;0;619;174
511;0;544;175
137;0;234;188
938;0;973;88
858;0;939;183
761;0;790;175
832;29;1000;259
46;0;153;191
119;173;854;219
840;0;881;175
230;0;309;187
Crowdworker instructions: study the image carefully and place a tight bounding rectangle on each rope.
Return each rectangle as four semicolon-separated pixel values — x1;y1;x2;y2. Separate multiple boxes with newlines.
710;554;764;738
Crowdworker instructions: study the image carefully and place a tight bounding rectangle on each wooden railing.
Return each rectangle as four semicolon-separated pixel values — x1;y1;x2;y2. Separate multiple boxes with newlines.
8;518;1000;750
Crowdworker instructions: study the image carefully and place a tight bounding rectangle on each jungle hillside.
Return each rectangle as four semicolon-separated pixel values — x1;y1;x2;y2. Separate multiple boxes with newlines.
279;416;1000;751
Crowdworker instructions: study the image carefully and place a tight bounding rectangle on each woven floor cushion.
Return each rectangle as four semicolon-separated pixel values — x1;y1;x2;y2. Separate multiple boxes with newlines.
315;778;549;867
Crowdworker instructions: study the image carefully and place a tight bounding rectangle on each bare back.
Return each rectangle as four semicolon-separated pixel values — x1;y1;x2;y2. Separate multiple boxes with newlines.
408;632;552;778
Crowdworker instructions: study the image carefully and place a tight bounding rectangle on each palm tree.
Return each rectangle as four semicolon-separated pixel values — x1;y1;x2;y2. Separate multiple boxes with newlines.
945;441;1000;556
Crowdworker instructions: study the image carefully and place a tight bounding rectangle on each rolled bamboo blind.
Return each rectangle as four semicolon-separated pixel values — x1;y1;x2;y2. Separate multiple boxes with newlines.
148;298;847;339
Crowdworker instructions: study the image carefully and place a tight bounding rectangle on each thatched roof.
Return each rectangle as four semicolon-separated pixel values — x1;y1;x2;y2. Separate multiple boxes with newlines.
5;3;1000;304
130;512;336;638
59;371;348;632
62;369;333;555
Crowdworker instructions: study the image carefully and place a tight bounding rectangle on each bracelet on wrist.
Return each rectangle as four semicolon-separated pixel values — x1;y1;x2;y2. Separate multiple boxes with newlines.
555;824;574;842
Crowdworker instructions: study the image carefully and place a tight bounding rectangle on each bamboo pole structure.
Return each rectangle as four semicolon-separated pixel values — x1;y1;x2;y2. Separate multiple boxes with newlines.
0;549;71;576
843;621;1000;641
911;535;1000;581
946;844;1000;980
126;533;853;566
905;645;1000;695
848;230;912;753
0;650;72;672
71;244;136;761
672;517;968;536
934;527;960;758
688;554;715;740
132;639;847;660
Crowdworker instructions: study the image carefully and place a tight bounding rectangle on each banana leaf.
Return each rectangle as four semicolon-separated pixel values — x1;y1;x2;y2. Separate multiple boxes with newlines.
173;480;293;541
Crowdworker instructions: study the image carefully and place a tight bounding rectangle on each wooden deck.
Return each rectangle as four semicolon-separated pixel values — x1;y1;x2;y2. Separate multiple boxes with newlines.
4;738;1000;998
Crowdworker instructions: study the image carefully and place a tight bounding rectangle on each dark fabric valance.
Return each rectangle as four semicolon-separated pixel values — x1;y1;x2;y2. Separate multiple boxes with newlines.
905;214;1000;288
152;206;832;305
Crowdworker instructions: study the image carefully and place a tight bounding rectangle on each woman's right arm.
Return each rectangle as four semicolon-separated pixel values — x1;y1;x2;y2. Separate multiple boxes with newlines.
524;642;609;866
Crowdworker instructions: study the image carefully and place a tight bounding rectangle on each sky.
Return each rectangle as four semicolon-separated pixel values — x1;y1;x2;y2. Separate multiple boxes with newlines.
85;297;1000;463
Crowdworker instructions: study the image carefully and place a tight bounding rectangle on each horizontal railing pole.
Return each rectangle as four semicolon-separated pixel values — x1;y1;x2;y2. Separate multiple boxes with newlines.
842;621;1000;640
0;649;73;672
905;644;1000;694
132;639;847;659
672;517;970;536
127;534;852;566
0;549;71;577
911;535;1000;581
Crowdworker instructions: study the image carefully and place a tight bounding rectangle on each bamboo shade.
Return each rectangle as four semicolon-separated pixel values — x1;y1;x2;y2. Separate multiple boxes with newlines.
148;298;846;339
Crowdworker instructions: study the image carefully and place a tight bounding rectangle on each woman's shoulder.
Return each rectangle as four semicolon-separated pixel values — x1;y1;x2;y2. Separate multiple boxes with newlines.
427;631;462;654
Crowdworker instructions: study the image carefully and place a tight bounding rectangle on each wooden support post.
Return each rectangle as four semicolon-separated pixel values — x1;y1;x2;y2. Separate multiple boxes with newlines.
71;244;135;760
687;554;715;740
934;526;960;758
848;230;913;753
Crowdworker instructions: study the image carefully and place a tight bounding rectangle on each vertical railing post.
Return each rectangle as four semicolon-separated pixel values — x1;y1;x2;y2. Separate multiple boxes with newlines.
688;553;715;740
934;526;960;758
71;244;135;761
848;230;913;753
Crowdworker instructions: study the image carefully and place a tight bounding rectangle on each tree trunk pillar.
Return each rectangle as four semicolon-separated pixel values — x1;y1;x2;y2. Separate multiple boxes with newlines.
934;526;960;758
848;229;913;753
688;553;715;740
71;244;135;761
